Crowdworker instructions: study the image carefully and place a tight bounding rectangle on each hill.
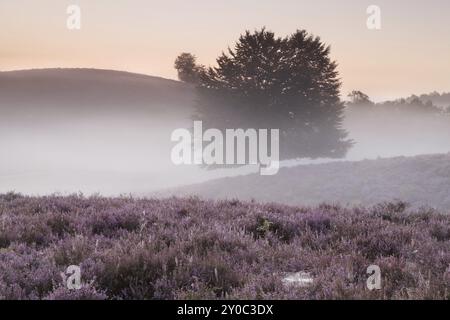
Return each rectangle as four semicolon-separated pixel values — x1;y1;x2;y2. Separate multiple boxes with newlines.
170;154;450;211
0;194;448;299
0;68;195;118
0;69;199;194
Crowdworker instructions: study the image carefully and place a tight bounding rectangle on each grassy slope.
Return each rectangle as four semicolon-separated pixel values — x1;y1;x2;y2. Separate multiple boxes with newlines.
0;193;448;300
172;153;450;211
0;68;195;119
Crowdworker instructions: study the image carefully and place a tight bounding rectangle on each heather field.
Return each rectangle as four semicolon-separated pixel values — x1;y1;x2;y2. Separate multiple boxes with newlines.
0;193;448;300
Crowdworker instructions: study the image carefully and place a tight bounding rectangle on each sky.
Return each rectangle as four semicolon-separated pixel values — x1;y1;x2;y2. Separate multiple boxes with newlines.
1;0;449;101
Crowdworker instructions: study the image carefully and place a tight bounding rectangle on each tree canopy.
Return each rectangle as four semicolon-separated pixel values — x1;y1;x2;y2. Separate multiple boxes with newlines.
347;90;374;107
181;28;353;161
174;53;202;84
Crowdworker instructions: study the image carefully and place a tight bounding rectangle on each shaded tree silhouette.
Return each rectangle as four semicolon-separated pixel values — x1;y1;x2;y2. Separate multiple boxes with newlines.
174;53;203;84
347;90;374;107
193;28;352;162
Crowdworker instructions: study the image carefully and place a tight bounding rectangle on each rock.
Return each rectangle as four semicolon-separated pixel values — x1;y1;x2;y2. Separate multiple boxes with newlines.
281;272;313;288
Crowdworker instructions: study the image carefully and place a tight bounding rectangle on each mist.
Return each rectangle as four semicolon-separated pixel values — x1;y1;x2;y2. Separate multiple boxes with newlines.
344;108;450;160
0;69;259;195
2;69;450;197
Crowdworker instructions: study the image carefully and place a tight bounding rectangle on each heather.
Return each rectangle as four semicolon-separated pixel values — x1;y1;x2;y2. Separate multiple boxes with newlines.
0;193;448;300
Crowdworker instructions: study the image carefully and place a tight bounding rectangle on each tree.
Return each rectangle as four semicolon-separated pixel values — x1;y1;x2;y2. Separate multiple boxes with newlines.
347;90;374;106
194;28;352;161
174;53;202;84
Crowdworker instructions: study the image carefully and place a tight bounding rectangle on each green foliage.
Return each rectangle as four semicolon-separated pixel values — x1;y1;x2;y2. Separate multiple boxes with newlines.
256;218;274;238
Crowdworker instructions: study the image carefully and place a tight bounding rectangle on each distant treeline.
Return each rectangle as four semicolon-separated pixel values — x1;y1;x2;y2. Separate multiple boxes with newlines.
347;90;450;114
409;92;450;109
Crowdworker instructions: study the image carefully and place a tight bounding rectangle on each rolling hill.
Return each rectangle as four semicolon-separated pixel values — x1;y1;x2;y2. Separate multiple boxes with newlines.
0;69;203;194
170;153;450;211
0;68;195;118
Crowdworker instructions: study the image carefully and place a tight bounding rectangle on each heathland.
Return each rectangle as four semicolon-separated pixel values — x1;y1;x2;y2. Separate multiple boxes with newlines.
0;194;448;299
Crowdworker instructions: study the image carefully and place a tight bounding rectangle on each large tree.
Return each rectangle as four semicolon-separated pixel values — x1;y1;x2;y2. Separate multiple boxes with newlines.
194;28;352;161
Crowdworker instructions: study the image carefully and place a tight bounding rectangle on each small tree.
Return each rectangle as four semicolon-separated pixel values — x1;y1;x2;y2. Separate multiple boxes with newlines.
347;91;373;106
174;53;202;84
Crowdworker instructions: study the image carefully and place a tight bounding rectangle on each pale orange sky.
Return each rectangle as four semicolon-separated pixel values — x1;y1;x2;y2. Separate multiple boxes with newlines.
1;0;449;101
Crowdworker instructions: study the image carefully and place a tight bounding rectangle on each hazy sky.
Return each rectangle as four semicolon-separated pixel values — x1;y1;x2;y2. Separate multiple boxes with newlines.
1;0;449;100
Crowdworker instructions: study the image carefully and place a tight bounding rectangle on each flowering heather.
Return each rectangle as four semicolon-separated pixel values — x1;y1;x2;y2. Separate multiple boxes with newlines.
0;192;448;300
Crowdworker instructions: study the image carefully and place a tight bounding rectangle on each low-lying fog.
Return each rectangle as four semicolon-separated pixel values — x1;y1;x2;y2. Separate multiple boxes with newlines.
0;107;258;195
2;107;450;196
1;70;449;196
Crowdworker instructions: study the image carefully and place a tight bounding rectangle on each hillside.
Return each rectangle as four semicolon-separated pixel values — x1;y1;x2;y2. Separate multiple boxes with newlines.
0;194;448;300
170;154;450;211
0;68;195;117
0;69;200;194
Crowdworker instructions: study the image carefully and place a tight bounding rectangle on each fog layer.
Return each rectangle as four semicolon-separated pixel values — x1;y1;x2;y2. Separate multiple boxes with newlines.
1;69;450;196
